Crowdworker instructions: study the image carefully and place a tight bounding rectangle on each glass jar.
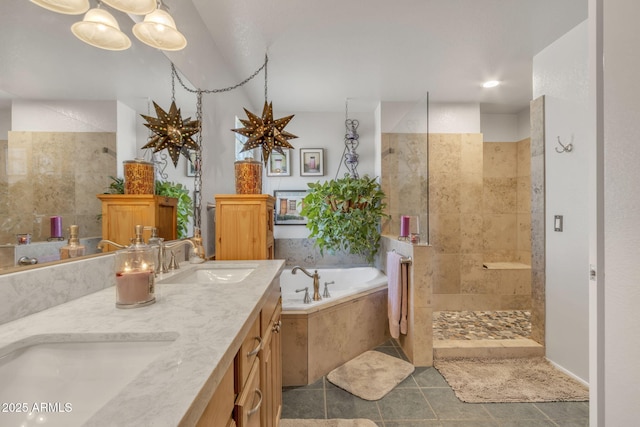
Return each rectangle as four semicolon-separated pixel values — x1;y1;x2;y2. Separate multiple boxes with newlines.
114;245;156;308
234;157;262;194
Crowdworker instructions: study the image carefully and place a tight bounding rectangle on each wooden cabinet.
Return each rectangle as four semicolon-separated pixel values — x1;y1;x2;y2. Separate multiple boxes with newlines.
260;300;282;427
197;277;282;427
215;195;275;260
196;361;235;427
97;194;177;251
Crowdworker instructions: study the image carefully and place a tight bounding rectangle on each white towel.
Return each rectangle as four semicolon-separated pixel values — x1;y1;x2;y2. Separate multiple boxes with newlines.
387;251;403;339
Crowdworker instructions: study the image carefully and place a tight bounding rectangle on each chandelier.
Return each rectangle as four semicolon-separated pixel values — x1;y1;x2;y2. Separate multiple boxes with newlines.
30;0;187;51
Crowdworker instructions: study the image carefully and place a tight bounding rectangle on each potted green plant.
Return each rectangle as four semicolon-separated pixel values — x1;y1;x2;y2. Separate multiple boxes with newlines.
300;174;389;263
105;176;193;239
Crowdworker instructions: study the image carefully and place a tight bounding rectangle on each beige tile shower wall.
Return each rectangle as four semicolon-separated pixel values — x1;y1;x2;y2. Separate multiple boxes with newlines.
382;133;531;313
381;133;428;239
517;138;532;265
1;131;116;245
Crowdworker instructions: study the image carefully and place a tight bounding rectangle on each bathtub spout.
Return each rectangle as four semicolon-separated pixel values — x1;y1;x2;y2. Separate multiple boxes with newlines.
291;266;322;301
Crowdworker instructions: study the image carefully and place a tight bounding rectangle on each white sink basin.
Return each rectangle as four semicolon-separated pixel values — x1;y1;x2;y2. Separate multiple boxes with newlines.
0;336;175;426
160;263;258;285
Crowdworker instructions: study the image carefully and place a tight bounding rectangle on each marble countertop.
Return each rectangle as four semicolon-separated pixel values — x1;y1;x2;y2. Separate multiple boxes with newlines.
0;259;285;427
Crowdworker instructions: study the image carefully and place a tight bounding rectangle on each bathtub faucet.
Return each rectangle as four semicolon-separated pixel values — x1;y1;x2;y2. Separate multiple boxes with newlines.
291;266;321;301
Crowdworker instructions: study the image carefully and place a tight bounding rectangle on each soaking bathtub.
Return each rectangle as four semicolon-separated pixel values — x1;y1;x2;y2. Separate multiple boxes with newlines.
280;266;388;312
279;266;390;386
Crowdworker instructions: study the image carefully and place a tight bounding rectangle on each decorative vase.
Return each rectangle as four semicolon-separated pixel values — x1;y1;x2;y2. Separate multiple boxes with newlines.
124;159;155;194
234;158;262;194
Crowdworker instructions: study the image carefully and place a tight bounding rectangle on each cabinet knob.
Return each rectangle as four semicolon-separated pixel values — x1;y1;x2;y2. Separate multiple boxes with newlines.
272;319;282;334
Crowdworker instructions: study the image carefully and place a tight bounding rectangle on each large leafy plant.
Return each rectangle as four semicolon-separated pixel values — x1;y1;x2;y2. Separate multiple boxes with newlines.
300;175;389;263
106;176;193;239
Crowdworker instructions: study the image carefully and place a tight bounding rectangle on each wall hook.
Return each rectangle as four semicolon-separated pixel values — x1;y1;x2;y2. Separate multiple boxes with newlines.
555;136;573;153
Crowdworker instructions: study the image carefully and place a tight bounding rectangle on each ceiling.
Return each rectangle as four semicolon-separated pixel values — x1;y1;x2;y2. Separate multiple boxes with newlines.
190;0;587;113
0;0;587;115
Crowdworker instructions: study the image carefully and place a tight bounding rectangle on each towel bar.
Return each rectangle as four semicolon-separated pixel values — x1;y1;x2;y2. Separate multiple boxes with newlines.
391;249;412;265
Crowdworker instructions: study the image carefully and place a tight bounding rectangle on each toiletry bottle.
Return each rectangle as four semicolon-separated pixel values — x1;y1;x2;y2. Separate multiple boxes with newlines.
146;227;164;274
114;225;156;309
59;225;86;259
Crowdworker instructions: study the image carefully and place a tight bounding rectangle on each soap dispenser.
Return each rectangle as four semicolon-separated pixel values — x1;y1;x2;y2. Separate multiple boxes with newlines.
59;225;86;259
146;227;164;275
114;225;156;309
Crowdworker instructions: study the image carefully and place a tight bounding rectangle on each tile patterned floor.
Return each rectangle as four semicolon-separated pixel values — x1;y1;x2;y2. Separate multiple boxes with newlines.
433;310;532;341
281;340;589;427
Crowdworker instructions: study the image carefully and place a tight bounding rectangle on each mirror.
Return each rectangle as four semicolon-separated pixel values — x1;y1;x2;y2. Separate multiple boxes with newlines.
0;0;196;272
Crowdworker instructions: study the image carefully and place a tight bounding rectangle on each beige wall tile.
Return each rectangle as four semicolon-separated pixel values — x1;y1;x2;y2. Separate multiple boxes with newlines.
517;138;531;177
516;176;531;213
483;177;517;214
2;131;116;245
431;253;460;294
483;142;517;178
460;214;483;253
430;213;461;253
281;315;308;386
483;213;518;251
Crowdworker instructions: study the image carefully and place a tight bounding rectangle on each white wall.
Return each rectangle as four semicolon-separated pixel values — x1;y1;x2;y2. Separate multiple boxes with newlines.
10;100;117;132
262;111;376;239
600;0;640;424
381;101;481;133
480;110;532;142
533;21;590;382
116;101;138;178
0;107;10;139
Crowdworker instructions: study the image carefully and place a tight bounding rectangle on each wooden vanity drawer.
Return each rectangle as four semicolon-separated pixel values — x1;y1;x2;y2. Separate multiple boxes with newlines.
235;360;262;427
237;315;261;389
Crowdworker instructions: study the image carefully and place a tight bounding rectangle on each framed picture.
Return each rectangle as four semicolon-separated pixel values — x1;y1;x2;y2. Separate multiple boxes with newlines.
300;148;324;176
186;149;197;177
274;190;309;225
267;149;291;176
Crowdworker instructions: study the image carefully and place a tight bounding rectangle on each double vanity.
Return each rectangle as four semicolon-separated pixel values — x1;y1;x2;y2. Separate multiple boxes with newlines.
0;259;284;426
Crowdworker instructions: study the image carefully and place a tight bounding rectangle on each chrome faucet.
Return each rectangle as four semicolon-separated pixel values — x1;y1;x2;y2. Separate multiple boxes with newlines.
291;266;321;301
159;233;206;273
97;239;127;251
18;256;38;266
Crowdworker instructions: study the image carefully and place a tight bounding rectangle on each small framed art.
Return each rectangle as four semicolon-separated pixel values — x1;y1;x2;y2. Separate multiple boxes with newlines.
274;190;309;225
300;148;324;176
267;149;291;176
186;149;197;177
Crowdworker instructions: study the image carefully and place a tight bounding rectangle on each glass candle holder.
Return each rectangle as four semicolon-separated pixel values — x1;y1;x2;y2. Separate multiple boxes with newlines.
16;233;31;245
114;247;156;308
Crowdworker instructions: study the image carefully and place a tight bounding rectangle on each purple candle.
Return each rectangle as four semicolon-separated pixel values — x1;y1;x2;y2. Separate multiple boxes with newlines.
50;216;62;238
400;215;410;237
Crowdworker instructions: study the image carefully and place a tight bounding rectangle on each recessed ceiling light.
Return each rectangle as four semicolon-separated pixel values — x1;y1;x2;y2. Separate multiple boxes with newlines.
482;80;500;88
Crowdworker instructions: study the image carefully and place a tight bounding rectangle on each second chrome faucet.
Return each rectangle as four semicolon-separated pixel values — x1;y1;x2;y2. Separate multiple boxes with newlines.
291;266;321;301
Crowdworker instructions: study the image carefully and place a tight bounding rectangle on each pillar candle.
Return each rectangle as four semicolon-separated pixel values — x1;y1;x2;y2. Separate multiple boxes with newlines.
50;216;62;238
400;215;410;237
116;270;155;306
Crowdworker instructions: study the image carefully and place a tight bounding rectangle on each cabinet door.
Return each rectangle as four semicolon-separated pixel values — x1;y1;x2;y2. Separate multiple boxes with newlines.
217;202;265;260
103;202;153;249
196;360;235;427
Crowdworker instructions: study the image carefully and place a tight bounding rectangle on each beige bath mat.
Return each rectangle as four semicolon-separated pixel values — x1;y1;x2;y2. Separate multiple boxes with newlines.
280;419;378;427
326;350;414;400
434;357;589;403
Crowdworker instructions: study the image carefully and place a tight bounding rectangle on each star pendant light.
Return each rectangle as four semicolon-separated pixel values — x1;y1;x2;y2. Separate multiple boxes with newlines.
232;101;298;166
141;101;200;167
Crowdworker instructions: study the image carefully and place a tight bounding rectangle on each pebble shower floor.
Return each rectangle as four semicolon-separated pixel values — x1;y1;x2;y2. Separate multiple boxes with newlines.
433;310;531;340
